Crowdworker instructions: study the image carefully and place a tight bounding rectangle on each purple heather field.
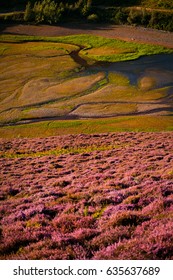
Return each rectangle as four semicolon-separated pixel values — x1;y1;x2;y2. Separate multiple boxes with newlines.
0;132;173;260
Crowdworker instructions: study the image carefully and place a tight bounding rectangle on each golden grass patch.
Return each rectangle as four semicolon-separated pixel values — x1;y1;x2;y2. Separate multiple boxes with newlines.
0;108;23;123
0;56;78;93
53;84;168;114
77;84;167;103
66;84;137;104
44;72;105;99
5;72;105;109
138;76;156;90
0;55;79;111
21;105;72;119
0;116;172;139
139;87;168;100
108;72;130;86
137;103;170;114
0;42;79;56
70;103;137;117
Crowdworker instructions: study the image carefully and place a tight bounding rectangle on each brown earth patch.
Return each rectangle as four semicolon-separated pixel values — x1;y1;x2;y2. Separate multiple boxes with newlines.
1;23;173;48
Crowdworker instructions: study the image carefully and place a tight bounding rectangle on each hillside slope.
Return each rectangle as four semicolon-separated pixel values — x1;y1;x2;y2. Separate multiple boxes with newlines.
0;132;173;259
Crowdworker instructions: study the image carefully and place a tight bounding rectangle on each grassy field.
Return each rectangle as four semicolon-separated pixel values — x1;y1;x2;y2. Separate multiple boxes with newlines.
0;116;173;139
0;34;172;60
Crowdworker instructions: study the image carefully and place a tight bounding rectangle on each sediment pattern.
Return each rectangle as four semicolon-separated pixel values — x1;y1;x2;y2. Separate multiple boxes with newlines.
0;36;173;126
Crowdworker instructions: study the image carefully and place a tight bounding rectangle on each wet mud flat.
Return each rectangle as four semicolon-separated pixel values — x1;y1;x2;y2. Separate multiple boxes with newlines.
93;54;173;86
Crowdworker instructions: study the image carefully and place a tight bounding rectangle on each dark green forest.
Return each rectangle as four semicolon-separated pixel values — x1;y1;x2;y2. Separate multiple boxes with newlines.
1;0;173;10
0;0;173;31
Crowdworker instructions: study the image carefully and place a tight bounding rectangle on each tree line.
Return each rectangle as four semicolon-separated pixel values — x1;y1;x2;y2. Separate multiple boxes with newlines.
0;0;173;32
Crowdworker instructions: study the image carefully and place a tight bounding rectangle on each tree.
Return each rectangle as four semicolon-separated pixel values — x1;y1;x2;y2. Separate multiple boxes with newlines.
24;2;34;22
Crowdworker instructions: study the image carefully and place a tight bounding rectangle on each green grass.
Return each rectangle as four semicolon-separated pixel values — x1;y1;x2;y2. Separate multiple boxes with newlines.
0;34;172;62
108;72;130;86
0;41;79;56
0;143;120;159
0;116;172;139
55;34;173;62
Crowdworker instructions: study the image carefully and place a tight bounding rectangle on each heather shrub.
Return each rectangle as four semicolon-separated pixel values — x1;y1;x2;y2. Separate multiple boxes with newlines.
142;199;164;217
162;170;173;180
92;243;122;260
100;211;148;229
51;232;76;247
163;197;173;210
132;219;173;259
137;188;160;208
123;194;140;205
0;223;39;256
90;226;132;250
1;133;173;259
75;216;96;229
93;227;173;260
57;180;70;187
17;240;73;260
71;228;99;242
52;214;95;234
52;214;78;233
66;245;88;260
102;204;137;221
89;191;124;206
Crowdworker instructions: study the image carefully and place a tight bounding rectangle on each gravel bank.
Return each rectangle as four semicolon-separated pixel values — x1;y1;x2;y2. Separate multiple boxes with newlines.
1;23;173;48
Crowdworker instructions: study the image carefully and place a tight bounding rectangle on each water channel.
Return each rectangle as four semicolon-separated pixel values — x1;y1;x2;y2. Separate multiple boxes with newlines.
89;53;173;87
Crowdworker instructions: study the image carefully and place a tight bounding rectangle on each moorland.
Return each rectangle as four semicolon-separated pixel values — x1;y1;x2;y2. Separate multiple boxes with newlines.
0;4;173;259
0;132;173;259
